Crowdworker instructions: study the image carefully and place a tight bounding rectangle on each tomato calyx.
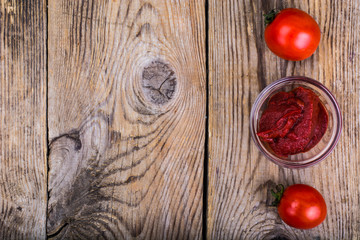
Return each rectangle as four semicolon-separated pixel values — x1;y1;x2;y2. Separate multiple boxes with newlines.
264;9;279;25
271;184;285;206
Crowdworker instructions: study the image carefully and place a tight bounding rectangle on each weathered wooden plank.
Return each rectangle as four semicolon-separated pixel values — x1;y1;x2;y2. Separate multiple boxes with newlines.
0;0;47;238
208;0;360;239
47;0;205;239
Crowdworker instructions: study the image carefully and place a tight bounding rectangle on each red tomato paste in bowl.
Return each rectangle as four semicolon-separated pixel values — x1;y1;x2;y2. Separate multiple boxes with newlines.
257;87;328;157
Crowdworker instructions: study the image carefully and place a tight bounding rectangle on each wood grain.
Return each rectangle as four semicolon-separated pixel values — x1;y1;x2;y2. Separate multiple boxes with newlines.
208;0;360;239
0;0;47;238
47;0;205;239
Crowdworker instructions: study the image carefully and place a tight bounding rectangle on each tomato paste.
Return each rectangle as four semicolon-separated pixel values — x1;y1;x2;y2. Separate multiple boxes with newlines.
257;87;328;157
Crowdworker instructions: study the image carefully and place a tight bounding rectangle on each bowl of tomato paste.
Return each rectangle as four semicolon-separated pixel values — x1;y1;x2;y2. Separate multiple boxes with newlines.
250;76;342;168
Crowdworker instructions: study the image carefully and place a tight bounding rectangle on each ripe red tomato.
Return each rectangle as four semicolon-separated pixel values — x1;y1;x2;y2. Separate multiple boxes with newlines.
272;184;327;229
264;8;321;61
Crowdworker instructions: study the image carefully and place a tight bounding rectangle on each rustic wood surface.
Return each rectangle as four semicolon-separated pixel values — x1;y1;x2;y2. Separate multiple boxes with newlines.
0;0;47;239
208;0;360;239
1;0;360;239
47;0;205;239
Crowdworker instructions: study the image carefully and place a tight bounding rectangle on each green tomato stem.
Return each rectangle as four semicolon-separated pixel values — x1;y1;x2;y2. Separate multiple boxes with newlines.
264;9;279;25
271;184;285;206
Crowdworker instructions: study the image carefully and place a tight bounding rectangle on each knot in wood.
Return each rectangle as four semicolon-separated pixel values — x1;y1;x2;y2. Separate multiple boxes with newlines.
141;61;177;105
263;230;292;240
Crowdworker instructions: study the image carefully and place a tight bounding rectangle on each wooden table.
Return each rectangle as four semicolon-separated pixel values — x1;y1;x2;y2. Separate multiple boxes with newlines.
1;0;359;239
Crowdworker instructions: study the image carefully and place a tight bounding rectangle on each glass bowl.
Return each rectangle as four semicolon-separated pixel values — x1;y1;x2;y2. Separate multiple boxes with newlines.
250;76;342;168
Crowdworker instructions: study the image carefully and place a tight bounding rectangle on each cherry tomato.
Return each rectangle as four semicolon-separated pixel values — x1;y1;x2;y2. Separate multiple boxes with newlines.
272;184;327;229
264;8;321;61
